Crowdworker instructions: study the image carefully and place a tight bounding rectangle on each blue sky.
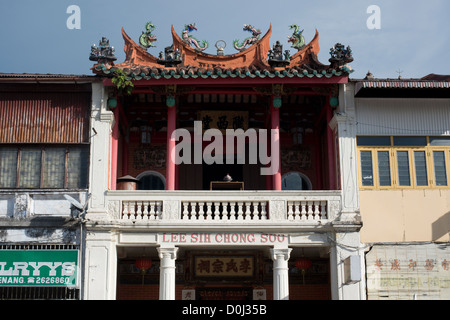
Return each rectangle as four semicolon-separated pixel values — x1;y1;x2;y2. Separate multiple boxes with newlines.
0;0;449;79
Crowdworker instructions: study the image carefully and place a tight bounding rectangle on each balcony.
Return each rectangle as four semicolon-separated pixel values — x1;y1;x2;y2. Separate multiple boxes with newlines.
104;190;341;227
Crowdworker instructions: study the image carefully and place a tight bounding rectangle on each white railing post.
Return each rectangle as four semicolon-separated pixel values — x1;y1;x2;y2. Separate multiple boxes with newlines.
260;202;267;220
269;199;286;220
163;199;179;220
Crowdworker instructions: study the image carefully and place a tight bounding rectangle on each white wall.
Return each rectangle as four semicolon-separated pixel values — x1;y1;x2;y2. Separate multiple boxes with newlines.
355;98;450;136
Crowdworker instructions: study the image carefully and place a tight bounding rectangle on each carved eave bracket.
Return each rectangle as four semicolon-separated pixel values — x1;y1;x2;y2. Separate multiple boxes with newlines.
252;84;298;96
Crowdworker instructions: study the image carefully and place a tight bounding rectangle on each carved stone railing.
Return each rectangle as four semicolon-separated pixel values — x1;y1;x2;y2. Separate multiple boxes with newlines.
105;190;341;224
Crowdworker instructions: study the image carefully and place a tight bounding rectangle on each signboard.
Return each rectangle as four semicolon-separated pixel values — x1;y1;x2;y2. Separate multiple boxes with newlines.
197;287;252;300
198;111;248;132
0;250;79;287
195;256;254;277
366;244;450;300
160;232;287;246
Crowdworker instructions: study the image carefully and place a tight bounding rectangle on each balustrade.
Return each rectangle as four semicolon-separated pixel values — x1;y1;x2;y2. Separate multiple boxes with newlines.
181;201;268;221
105;190;340;223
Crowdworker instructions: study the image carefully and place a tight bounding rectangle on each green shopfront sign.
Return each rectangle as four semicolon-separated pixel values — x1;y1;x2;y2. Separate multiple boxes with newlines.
0;250;79;287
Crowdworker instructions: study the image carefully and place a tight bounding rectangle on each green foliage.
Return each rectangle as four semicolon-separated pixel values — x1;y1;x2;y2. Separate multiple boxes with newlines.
111;69;134;95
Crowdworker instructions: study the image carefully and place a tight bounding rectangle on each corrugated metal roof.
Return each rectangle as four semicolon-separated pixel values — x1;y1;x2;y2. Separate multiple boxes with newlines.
0;73;97;82
353;78;450;96
356;80;450;89
0;91;91;144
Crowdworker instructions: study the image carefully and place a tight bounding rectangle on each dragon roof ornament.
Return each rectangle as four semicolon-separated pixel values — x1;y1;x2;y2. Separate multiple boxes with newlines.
233;24;262;51
139;22;157;49
89;23;353;80
288;24;305;51
181;23;208;51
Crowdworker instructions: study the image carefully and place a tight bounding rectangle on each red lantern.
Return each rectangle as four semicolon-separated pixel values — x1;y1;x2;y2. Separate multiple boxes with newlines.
295;258;312;285
135;257;152;272
295;258;312;271
135;257;152;285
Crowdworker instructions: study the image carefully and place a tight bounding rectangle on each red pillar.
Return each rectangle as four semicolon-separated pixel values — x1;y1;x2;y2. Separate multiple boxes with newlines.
271;97;282;190
166;99;177;190
315;133;323;190
326;100;336;190
111;106;119;190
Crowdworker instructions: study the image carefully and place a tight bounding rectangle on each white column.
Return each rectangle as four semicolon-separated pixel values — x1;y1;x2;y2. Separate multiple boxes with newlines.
157;246;178;300
329;82;360;221
84;230;117;300
329;229;365;300
87;82;114;220
270;248;292;300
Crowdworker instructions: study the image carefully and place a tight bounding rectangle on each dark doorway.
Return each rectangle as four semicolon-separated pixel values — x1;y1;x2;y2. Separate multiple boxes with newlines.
202;158;243;190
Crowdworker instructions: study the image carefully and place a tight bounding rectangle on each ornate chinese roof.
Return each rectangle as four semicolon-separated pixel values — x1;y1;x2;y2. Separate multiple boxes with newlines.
90;23;353;82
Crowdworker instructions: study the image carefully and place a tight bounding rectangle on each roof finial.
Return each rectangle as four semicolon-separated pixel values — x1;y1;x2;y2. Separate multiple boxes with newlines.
396;69;403;79
364;70;374;80
215;40;226;56
89;37;117;64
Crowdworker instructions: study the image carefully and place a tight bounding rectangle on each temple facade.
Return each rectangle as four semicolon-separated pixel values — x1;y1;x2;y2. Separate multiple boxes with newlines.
0;22;448;300
84;23;361;300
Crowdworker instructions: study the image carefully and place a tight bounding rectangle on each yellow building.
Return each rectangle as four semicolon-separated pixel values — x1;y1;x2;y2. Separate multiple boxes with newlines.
353;74;450;299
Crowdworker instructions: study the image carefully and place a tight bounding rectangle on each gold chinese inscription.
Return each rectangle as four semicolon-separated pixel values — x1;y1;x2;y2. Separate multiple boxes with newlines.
198;111;248;132
195;256;253;277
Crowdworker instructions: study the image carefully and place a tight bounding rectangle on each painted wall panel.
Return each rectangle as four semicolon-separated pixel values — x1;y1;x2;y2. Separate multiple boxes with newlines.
355;98;450;136
360;189;450;242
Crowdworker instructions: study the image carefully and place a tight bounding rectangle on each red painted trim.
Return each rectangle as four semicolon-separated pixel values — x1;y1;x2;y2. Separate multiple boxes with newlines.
326;101;336;190
131;87;330;96
314;133;322;190
102;76;348;87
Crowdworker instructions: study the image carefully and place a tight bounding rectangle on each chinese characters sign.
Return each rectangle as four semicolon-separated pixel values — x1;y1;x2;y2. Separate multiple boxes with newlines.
366;244;450;299
195;256;254;277
0;250;79;287
198;111;248;132
133;146;166;169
